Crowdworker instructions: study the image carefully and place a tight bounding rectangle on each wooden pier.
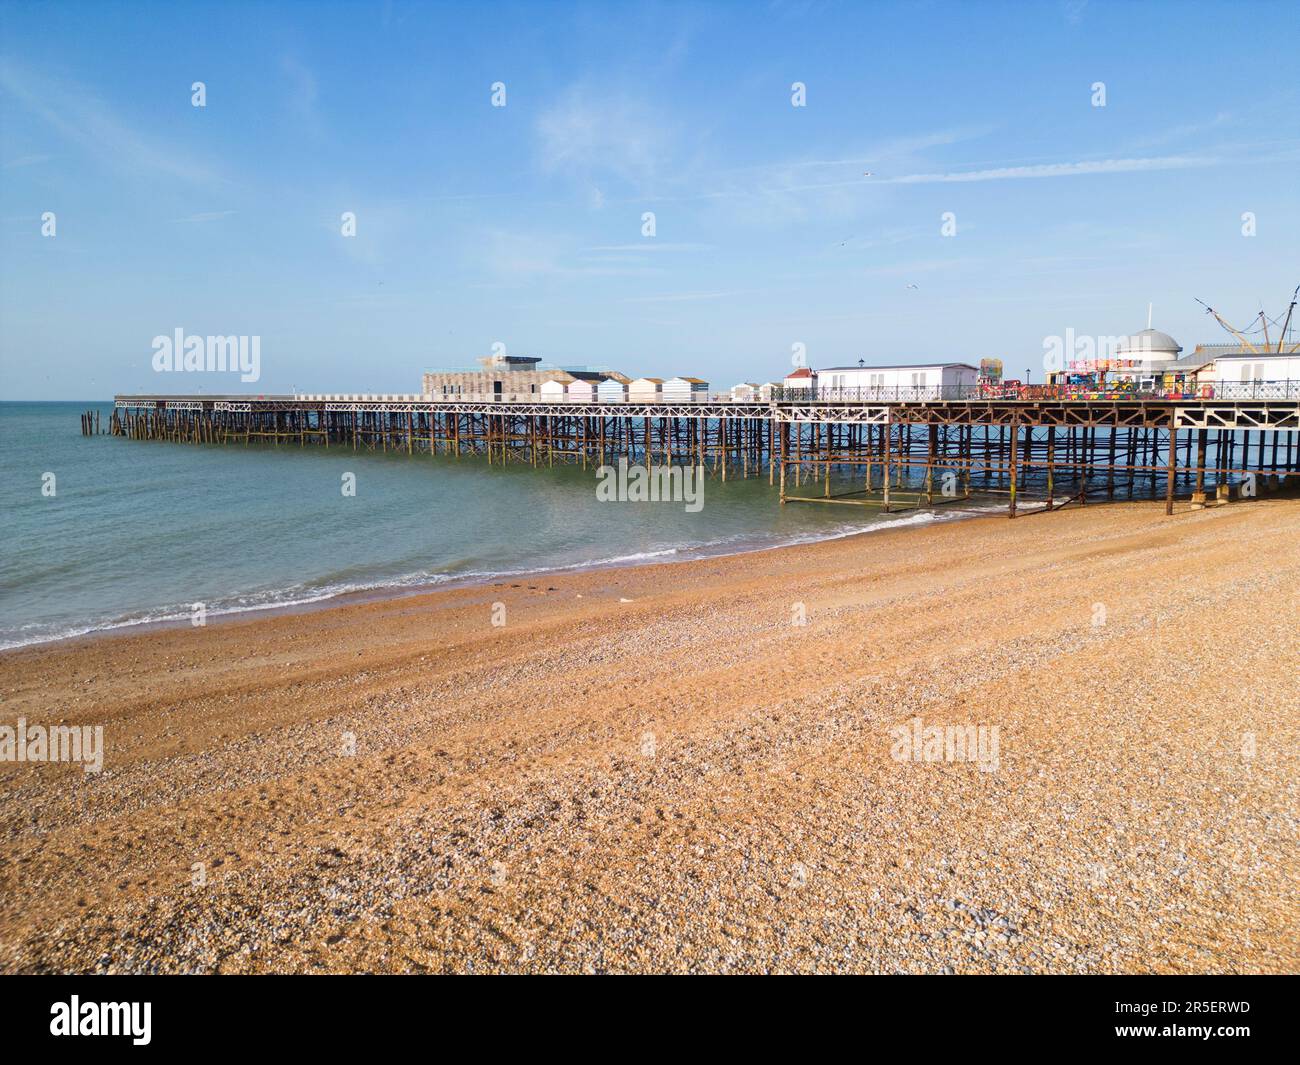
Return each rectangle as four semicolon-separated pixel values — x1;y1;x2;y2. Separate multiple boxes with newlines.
97;392;1300;517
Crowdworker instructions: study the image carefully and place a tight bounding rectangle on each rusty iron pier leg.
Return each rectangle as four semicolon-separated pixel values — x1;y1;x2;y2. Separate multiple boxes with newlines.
1008;415;1019;518
1045;425;1055;510
1192;427;1208;508
881;413;892;513
1165;424;1178;515
778;420;788;504
925;423;936;504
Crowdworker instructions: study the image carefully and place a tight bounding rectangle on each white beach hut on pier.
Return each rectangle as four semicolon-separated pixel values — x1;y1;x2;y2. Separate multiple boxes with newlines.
539;379;568;402
662;376;709;401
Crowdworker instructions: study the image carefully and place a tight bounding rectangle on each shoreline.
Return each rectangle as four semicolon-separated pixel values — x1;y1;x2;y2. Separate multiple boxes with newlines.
3;498;1296;974
0;495;1010;655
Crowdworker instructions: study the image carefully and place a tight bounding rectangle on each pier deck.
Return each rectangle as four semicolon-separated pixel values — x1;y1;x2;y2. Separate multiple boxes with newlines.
101;393;1300;517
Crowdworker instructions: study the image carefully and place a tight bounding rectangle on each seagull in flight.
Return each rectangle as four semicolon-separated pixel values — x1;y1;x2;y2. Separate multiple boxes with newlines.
906;283;919;289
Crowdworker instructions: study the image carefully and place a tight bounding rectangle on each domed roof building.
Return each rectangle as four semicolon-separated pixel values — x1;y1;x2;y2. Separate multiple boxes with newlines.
1116;328;1182;364
1105;321;1184;381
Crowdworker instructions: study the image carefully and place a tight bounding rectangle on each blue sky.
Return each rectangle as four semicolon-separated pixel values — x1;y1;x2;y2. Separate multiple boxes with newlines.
1;0;1297;398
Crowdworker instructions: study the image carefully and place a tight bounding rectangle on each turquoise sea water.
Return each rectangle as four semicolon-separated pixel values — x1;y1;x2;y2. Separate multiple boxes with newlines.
1;401;973;650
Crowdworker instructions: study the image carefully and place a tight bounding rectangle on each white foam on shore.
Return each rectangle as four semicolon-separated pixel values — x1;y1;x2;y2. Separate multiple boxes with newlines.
0;500;1009;652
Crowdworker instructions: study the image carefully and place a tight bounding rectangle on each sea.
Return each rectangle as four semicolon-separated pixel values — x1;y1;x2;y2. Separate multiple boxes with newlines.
1;400;986;650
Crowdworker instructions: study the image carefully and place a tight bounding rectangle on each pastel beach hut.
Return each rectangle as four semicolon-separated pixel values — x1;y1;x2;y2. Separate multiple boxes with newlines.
627;377;664;401
597;376;629;402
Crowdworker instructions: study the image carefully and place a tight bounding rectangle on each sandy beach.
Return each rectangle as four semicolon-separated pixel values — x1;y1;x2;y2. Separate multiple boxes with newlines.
1;499;1296;974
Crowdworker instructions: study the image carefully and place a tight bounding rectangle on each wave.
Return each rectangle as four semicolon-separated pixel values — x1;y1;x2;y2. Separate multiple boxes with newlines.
0;500;1008;652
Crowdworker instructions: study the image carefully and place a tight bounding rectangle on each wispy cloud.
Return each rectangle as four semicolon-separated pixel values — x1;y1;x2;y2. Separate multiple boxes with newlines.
712;126;996;179
478;228;664;282
860;258;979;277
0;59;221;184
1127;112;1233;151
536;87;674;197
880;155;1221;184
2;152;52;170
621;290;733;303
170;210;236;223
585;242;713;253
281;54;324;139
631;125;996;213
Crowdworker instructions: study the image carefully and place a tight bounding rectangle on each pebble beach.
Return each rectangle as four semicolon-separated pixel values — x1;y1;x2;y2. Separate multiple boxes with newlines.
1;499;1296;974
